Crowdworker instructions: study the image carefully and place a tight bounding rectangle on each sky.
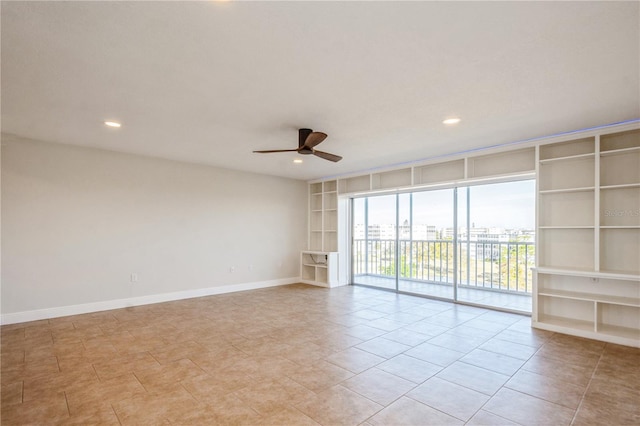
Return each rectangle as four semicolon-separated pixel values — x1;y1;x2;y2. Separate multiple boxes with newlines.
354;180;535;230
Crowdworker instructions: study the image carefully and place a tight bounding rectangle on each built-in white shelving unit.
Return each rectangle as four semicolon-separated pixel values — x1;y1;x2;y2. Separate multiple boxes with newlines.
534;129;640;347
304;181;339;287
308;180;338;252
300;251;339;287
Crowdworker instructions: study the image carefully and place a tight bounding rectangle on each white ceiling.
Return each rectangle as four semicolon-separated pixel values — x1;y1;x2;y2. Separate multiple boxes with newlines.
2;1;639;181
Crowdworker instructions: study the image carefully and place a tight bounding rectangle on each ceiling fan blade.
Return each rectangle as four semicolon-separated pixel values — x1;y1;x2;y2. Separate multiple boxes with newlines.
303;132;328;149
313;149;342;162
253;149;299;153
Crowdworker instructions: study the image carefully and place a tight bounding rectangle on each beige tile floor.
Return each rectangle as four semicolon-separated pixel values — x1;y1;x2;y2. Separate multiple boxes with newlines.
1;284;639;425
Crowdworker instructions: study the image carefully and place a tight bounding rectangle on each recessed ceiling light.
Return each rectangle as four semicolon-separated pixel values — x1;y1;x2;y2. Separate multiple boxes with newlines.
293;159;303;164
443;117;461;125
104;121;121;128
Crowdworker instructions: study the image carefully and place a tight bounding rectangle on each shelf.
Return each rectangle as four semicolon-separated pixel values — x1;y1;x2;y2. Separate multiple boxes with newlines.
310;183;323;195
601;226;640;229
301;264;315;280
323;180;337;192
539;226;594;229
303;262;327;269
600;146;640;157
600;187;640;227
371;168;412;190
539;156;595;192
535;267;640;281
539;187;595;194
536;315;595;333
539;153;595;164
539;190;594;228
538;289;640;307
539;137;595;161
600;228;640;276
600;183;640;190
600;151;640;187
597;303;640;342
468;147;535;178
537;228;594;271
338;175;370;194
534;319;639;347
598;270;640;280
414;159;465;185
597;323;640;341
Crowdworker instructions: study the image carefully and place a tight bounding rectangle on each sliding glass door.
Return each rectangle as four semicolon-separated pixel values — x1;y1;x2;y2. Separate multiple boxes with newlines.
351;179;535;312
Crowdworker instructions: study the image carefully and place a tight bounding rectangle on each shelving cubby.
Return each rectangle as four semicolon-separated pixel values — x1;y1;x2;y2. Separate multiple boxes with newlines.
338;175;370;195
371;168;412;190
414;159;464;185
468;147;535;178
300;251;338;287
538;191;594;228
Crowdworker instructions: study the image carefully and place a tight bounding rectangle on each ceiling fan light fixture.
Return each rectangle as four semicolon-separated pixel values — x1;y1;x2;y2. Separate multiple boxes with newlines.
104;121;121;128
293;159;303;164
443;117;461;125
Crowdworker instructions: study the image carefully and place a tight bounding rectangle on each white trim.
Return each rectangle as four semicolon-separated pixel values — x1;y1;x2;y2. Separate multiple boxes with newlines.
0;277;300;325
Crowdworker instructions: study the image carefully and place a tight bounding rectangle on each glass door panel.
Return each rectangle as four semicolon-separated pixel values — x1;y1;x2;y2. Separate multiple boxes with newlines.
399;189;455;299
352;194;397;290
456;180;535;312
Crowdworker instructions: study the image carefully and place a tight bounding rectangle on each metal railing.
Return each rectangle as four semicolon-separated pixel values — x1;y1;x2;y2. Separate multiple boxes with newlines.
353;238;535;294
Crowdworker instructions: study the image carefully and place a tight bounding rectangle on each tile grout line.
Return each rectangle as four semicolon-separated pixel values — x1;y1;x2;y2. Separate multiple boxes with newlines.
569;344;605;426
63;390;71;417
111;403;124;425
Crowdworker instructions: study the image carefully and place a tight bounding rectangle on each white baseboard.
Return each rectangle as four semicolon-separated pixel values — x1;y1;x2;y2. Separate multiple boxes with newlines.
1;277;300;325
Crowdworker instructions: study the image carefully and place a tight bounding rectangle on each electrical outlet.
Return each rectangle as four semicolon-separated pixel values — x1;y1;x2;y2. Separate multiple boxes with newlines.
229;266;235;273
130;273;139;283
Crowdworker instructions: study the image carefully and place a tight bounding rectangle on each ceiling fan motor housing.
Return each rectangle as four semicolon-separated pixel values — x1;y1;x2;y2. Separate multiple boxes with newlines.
298;128;314;154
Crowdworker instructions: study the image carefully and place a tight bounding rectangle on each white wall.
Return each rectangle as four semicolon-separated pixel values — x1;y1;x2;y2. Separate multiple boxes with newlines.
1;134;307;320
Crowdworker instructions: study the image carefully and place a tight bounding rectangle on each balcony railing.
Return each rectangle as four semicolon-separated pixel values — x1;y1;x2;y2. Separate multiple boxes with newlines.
353;238;535;294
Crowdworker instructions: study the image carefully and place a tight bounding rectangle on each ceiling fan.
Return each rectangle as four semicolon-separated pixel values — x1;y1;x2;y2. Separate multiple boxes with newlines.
253;128;342;162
